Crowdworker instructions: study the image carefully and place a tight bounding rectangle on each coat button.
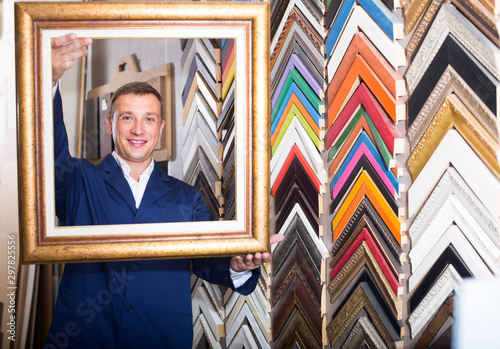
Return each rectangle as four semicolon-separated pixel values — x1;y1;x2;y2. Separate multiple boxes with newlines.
131;263;138;271
126;305;133;312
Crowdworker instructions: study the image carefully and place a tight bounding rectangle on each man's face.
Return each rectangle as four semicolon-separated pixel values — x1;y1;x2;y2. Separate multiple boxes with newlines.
106;93;165;168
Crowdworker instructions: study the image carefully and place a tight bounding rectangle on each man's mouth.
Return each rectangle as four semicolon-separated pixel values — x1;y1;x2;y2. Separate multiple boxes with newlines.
129;140;146;145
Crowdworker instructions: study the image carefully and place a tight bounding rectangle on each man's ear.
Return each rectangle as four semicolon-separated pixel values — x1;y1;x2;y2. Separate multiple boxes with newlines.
106;115;113;135
159;119;165;137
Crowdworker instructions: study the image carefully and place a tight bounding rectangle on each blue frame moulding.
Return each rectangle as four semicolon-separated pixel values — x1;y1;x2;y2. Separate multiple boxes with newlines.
330;132;400;195
325;0;402;59
271;83;322;135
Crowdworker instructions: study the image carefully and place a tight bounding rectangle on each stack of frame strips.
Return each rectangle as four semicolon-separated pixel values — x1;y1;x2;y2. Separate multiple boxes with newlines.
404;1;500;347
324;1;406;348
183;34;273;347
186;0;500;347
180;38;224;219
269;0;328;348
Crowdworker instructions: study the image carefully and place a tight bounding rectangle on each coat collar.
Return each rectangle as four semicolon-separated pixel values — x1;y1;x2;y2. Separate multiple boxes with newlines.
98;154;172;220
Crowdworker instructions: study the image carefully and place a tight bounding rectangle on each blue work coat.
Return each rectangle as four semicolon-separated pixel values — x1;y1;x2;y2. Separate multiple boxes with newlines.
45;89;259;349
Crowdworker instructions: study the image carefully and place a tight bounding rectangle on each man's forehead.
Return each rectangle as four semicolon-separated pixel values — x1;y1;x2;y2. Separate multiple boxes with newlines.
114;93;161;109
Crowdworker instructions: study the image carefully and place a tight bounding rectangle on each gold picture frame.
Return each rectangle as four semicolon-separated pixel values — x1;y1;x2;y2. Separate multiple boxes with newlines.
15;1;270;263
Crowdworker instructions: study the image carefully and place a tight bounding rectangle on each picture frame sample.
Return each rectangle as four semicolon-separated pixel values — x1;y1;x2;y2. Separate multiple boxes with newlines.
15;1;270;263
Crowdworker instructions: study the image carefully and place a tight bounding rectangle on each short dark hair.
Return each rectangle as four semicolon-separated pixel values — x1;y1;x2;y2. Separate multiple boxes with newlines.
109;81;164;119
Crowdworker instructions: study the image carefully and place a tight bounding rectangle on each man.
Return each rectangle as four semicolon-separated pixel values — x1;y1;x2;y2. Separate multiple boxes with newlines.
45;34;282;348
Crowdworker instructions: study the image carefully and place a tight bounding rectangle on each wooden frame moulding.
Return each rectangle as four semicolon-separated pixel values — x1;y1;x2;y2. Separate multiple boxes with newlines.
271;117;323;178
328;106;395;169
328;240;402;319
332;199;402;268
408;65;498;152
325;0;403;59
408;166;498;272
272;201;329;258
413;297;454;348
407;94;500;180
403;0;496;34
271;246;322;343
330;216;403;281
272;212;326;280
409;244;471;314
274;186;321;234
15;0;271;263
327;31;406;98
340;315;388;349
331;171;401;243
407;35;500;126
272;40;324;94
405;2;499;71
272;53;323;108
409;225;493;293
407;129;500;220
330;228;402;295
325;5;406;77
408;263;463;338
330;132;400;196
405;0;499;62
327;54;406;124
272;72;323;133
409;194;500;276
271;94;321;153
406;4;500;94
327;281;400;348
272;307;322;349
274;157;320;214
327;83;404;160
182;70;219;124
329;265;403;331
270;0;324;57
330;155;400;216
271;4;323;69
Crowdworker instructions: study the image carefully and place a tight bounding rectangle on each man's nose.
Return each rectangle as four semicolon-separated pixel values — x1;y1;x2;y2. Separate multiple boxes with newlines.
131;120;144;134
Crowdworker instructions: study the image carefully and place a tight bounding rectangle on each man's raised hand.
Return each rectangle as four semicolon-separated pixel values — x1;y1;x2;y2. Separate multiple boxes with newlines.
52;33;92;86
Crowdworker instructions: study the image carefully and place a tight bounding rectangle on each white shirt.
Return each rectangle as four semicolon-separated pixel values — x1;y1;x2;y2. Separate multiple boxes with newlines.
112;151;154;209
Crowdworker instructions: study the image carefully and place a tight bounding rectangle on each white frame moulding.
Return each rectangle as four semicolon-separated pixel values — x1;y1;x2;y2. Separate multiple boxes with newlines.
407;129;500;220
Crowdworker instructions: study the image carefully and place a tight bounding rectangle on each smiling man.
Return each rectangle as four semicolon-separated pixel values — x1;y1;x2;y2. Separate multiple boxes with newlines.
106;84;165;181
45;33;283;348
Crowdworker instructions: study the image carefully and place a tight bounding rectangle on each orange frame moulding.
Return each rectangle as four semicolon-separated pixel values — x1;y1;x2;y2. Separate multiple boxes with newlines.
328;31;405;101
327;54;405;126
331;171;401;244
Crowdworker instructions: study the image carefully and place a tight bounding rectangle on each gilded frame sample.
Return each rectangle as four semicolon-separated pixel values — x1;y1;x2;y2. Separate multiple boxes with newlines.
407;94;500;179
15;1;270;263
407;65;498;152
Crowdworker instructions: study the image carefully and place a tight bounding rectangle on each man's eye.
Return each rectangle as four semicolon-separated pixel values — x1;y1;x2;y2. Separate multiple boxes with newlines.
121;115;133;121
146;117;156;122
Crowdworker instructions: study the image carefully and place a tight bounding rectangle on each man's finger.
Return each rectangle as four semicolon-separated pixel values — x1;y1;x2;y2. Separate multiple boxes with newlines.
52;33;77;48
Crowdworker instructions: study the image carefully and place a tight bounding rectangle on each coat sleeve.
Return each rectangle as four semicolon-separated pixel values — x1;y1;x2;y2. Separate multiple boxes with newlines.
192;257;260;296
53;88;81;224
190;190;260;295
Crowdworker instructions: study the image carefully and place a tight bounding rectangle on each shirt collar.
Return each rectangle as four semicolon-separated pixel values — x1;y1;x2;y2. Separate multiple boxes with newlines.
112;151;155;182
